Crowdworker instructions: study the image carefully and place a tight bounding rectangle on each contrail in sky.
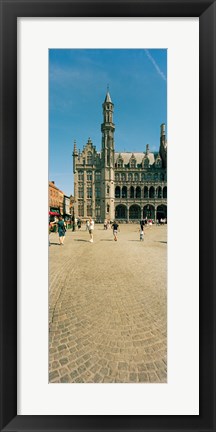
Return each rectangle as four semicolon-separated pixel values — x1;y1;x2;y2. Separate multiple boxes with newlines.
145;49;167;82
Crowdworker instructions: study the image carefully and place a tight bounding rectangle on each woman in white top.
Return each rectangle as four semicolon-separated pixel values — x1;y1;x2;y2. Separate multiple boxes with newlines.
88;218;94;242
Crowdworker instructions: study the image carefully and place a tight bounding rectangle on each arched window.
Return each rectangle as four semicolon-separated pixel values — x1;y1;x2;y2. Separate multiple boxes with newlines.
136;186;141;198
122;186;127;198
107;185;110;194
149;186;155;198
157;186;162;198
115;173;119;181
130;159;136;168
144;186;148;198
121;173;126;181
128;173;133;181
154;172;158;181
141;173;145;181
134;173;139;181
130;186;134;198
115;186;121;198
163;186;167;198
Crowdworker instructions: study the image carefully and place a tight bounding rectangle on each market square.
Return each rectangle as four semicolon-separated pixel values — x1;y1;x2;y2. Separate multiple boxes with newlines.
49;223;167;383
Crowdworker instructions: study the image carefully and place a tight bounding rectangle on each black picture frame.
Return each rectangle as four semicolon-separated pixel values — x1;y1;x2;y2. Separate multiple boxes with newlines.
0;0;215;431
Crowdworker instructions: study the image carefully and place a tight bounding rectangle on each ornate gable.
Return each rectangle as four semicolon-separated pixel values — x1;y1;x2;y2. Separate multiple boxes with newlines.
129;153;137;168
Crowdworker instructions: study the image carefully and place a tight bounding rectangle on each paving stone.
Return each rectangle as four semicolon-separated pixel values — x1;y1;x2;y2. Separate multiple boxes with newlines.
49;224;167;383
129;372;138;382
138;372;149;382
60;374;71;383
49;370;59;382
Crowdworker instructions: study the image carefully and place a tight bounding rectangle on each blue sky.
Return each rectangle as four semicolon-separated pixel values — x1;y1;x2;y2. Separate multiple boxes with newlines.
49;49;167;196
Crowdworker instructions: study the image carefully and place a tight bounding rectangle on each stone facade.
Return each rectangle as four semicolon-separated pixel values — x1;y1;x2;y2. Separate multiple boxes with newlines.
73;92;167;222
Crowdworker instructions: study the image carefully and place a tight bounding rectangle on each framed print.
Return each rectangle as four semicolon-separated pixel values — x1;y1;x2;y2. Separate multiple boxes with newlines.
0;0;216;431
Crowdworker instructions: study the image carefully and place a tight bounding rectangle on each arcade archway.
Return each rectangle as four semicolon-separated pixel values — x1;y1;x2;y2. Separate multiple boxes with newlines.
143;204;155;219
129;204;141;220
156;205;167;221
115;204;127;219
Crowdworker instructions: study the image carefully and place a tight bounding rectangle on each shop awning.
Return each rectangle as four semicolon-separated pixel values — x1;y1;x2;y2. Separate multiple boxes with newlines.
49;211;60;216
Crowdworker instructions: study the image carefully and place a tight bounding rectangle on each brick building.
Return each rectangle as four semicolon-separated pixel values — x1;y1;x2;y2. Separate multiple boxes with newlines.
49;181;64;215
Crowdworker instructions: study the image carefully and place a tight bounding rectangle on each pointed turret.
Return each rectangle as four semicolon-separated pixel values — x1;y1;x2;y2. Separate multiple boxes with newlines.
104;91;112;103
73;140;78;173
159;123;167;167
102;89;115;128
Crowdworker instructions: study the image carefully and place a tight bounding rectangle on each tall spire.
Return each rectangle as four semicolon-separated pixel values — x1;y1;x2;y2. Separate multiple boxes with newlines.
104;86;112;103
73;140;78;154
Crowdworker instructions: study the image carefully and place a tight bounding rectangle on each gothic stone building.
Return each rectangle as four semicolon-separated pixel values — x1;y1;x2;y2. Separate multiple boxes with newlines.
73;91;167;223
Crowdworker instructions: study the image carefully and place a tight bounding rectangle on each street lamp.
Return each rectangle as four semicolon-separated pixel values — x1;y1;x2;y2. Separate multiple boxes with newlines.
72;206;76;231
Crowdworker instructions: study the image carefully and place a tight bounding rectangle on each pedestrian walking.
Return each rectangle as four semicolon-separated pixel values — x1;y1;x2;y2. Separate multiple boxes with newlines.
77;219;82;229
88;218;94;242
140;225;144;241
140;219;145;241
51;215;66;245
86;219;90;231
112;220;119;241
140;218;145;228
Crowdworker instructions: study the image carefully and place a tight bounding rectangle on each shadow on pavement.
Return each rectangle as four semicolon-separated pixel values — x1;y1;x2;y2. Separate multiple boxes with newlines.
49;242;60;246
100;239;113;241
154;241;167;244
74;239;90;242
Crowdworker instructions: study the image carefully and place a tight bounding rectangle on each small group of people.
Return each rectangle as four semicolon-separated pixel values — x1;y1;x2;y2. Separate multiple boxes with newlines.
103;219;111;230
49;216;148;246
87;219;119;242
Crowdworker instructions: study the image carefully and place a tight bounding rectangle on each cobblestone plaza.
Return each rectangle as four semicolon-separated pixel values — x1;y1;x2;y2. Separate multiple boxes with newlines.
49;223;167;383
